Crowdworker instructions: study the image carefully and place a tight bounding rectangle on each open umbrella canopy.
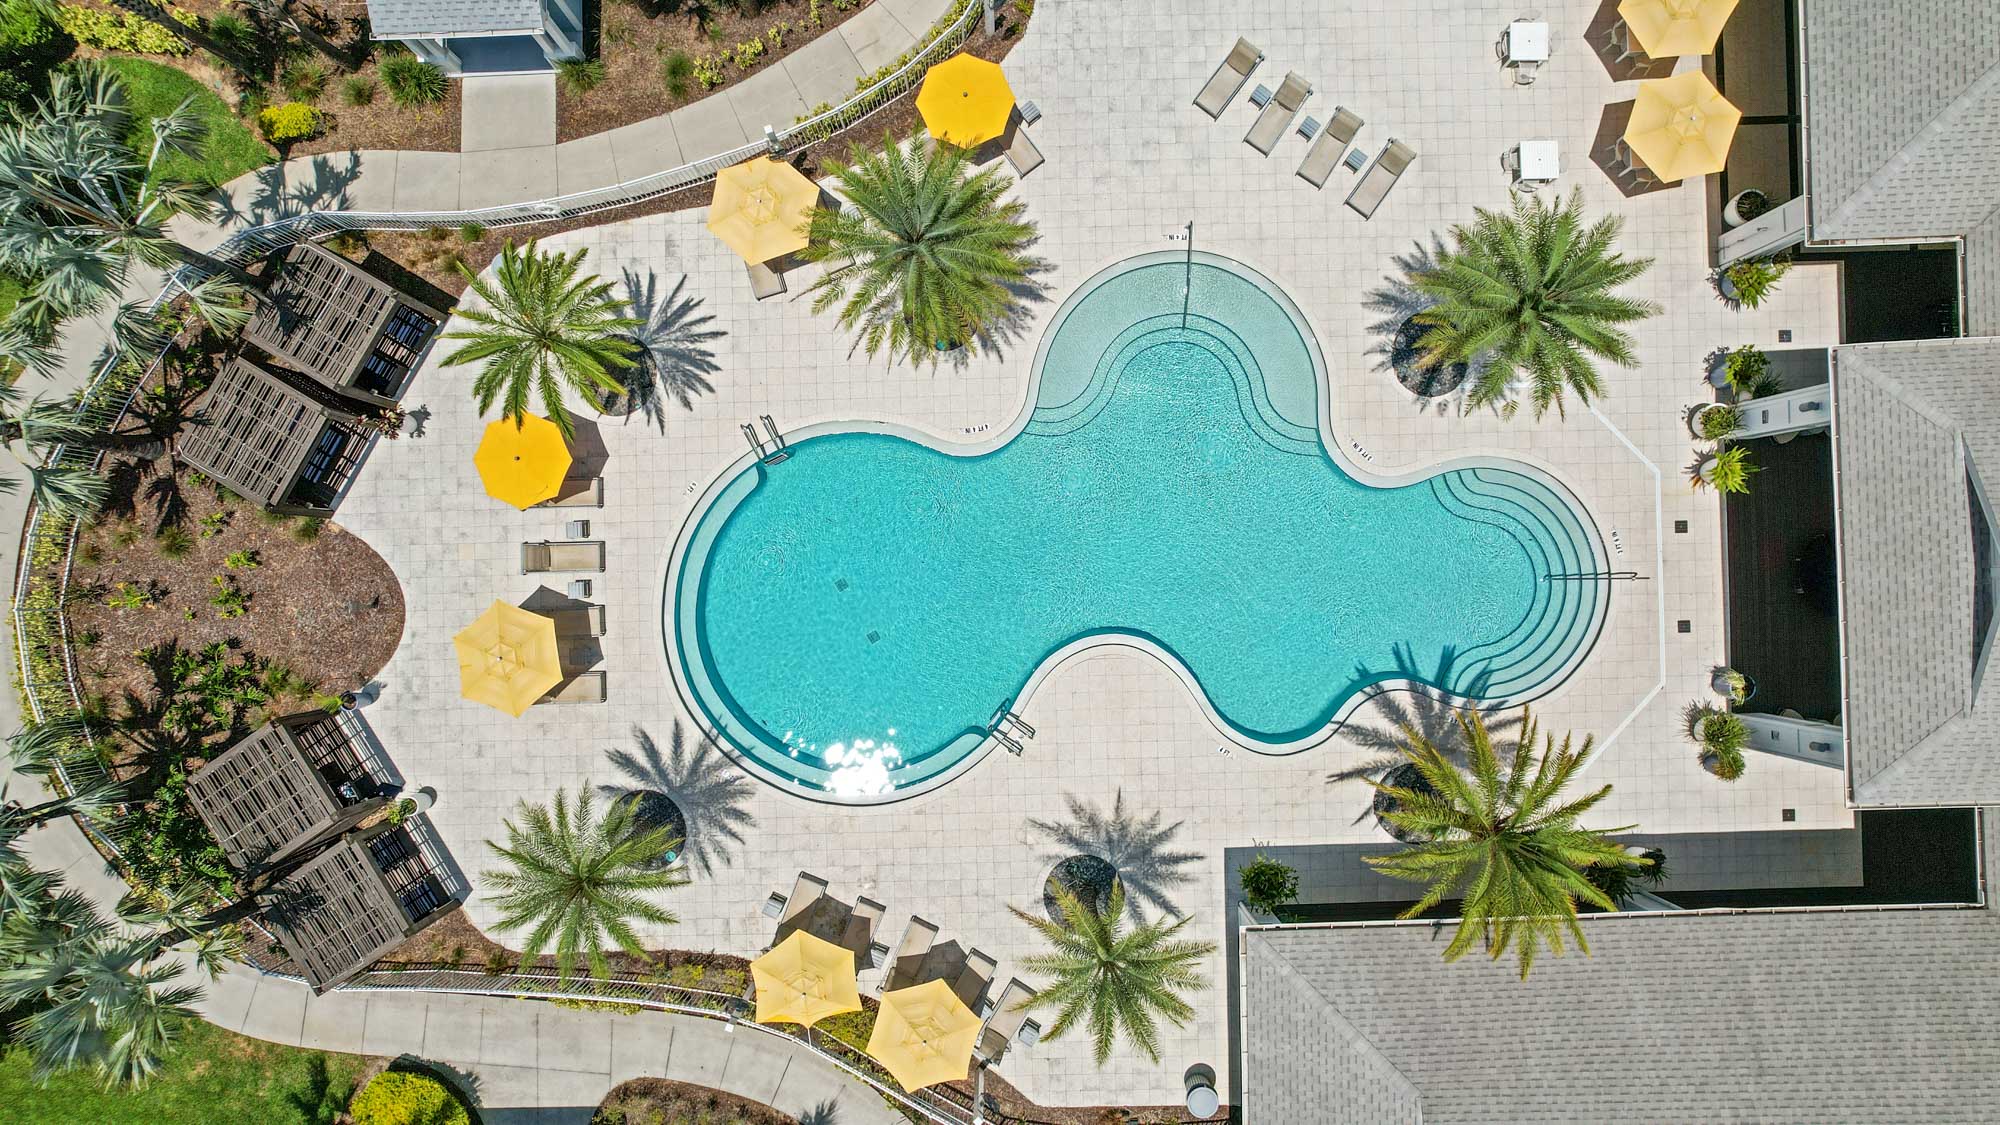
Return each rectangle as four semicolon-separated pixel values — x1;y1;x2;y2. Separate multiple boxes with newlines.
474;414;572;510
865;979;981;1091
750;931;862;1028
453;601;563;717
917;54;1015;148
706;156;820;264
1618;0;1737;58
1623;71;1741;183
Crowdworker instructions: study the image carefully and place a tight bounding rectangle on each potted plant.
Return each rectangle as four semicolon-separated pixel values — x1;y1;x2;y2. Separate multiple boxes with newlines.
1723;188;1770;229
1710;666;1756;704
1689;402;1742;441
1238;853;1300;918
387;786;437;825
1719;256;1791;309
1718;344;1773;398
1693;444;1757;494
1692;709;1749;781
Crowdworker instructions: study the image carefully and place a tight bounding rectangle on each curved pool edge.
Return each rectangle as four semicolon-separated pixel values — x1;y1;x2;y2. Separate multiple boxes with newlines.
658;250;1614;805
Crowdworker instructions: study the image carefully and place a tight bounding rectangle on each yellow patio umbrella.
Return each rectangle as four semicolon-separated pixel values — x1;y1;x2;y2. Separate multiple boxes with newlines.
453;601;563;717
916;54;1015;149
474;414;571;510
1617;0;1738;58
750;932;862;1028
706;156;820;265
1622;72;1741;183
865;979;981;1092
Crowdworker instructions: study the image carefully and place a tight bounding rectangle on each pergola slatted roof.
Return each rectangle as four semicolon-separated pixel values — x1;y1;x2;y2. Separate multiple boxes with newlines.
186;712;382;871
244;243;440;401
264;835;424;990
179;358;351;508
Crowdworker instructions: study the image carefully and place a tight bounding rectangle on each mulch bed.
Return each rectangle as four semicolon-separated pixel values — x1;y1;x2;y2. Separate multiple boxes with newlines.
560;0;878;143
283;50;465;156
596;1077;798;1125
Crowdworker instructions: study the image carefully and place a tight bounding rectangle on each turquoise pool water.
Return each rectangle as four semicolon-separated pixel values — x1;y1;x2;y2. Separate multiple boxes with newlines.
668;253;1608;801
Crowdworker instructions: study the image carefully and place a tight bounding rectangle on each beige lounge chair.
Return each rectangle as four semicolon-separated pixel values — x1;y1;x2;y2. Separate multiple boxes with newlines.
521;540;605;574
977;978;1038;1063
538;670;604;705
880;915;938;993
1194;37;1263;119
841;896;886;966
1346;139;1416;219
1296;106;1364;188
748;262;785;301
776;871;829;930
1005;129;1044;178
1245;72;1310;155
550;605;605;637
534;476;603;509
952;949;996;1010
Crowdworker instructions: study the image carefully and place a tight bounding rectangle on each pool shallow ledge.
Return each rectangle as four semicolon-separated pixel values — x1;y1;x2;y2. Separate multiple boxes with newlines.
660;249;1613;805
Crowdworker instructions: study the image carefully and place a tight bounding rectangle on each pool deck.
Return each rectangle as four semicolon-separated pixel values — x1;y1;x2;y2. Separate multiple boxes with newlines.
332;0;1851;1108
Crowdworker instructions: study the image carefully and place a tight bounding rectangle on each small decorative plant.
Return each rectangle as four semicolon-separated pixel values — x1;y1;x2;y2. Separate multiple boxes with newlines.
224;549;259;570
662;51;695;98
1238;853;1300;915
386;796;418;825
105;582;151;610
258;102;323;143
1695;444;1757;494
1723;256;1791;309
555;57;605;94
1693;709;1749;781
1712;666;1753;705
209;575;250;618
1697;403;1742;441
380;53;447;107
1722;344;1771;397
342;75;377;106
155;525;194;559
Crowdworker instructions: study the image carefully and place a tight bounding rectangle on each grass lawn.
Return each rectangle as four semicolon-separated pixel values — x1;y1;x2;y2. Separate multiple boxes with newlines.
98;56;272;188
0;272;22;384
0;1018;369;1124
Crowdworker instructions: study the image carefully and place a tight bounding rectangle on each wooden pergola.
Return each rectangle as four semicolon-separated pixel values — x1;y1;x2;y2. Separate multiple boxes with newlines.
244;243;443;408
176;357;373;516
261;823;457;991
187;709;392;873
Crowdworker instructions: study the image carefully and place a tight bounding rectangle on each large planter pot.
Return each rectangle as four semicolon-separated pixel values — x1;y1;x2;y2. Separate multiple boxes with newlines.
1717;271;1742;303
1722;189;1769;229
1688;403;1728;439
1694;452;1719;487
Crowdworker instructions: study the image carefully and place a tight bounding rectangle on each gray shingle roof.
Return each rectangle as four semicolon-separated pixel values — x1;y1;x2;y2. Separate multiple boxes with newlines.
1967;209;2000;336
1803;2;2000;241
1831;337;2000;806
1240;811;2000;1123
365;0;546;39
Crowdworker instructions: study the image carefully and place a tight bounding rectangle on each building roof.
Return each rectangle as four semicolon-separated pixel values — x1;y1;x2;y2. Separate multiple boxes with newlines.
1239;811;2000;1124
243;243;440;402
179;358;352;508
364;0;547;38
1831;337;2000;806
261;835;422;990
1802;2;2000;243
187;717;346;870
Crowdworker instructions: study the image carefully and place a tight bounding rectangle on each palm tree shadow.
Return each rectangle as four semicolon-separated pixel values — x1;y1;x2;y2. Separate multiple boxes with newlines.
618;269;726;431
598;722;756;877
1026;791;1203;923
1327;644;1524;827
210;152;364;233
1364;237;1484;408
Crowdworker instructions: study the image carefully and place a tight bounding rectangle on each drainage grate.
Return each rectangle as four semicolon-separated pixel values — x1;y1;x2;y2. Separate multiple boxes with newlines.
866;630;881;644
834;578;849;592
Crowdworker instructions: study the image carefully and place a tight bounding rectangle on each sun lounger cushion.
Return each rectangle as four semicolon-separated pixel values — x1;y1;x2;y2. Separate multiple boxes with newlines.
1006;129;1044;178
538;670;605;704
521;540;605;573
748;262;785;301
1296;107;1364;188
1346;139;1417;219
535;476;603;509
1193;37;1263;119
1245;72;1310;155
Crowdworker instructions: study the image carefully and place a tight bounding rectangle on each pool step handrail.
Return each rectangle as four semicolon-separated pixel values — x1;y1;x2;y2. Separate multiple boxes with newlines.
760;415;789;455
992;728;1025;756
743;420;790;465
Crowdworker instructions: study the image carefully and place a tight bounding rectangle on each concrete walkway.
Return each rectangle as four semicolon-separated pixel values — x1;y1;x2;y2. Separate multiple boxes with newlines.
183;0;953;251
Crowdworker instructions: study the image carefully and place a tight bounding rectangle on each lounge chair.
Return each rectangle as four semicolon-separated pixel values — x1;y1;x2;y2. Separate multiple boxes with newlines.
1194;37;1263;119
776;871;829;930
952;949;997;1010
550;605;605;637
521;540;604;574
1296;106;1364;188
1345;139;1416;219
748;262;785;301
538;670;604;705
1005;128;1044;178
534;476;602;509
880;915;938;993
1244;72;1310;155
841;896;886;966
977;978;1038;1063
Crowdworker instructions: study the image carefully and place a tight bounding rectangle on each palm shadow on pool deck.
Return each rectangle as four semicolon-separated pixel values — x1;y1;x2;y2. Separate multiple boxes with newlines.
597;722;758;877
1026;791;1204;923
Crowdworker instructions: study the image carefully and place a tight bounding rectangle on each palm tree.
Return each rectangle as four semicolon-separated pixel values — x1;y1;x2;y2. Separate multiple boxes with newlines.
2;936;204;1087
800;135;1039;364
1009;882;1214;1066
1410;188;1659;419
1365;708;1649;979
442;241;640;438
1;718;124;828
482;786;688;981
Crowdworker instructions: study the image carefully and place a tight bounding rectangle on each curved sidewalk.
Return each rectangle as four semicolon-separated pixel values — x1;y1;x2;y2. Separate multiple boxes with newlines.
182;0;952;253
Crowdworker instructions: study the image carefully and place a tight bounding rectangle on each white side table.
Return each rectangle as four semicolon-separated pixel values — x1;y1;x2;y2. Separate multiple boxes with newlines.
1517;139;1561;183
1506;21;1550;63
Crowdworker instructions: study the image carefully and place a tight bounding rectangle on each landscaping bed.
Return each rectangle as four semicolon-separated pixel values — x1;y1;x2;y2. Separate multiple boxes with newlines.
595;1077;798;1125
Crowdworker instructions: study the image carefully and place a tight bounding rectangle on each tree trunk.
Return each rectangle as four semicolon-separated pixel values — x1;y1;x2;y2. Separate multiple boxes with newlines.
249;0;358;72
105;0;260;77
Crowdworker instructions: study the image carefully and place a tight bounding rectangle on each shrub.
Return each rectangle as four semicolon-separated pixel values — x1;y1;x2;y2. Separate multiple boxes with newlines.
342;74;377;105
662;51;694;97
156;525;194;559
730;37;764;68
1722;344;1769;396
281;60;327;101
293;516;325;542
1697;403;1741;441
348;1071;472;1125
0;0;74;106
106;582;151;610
380;53;447;107
458;222;485;243
555;56;604;94
258;101;323;142
1695;444;1757;494
127;767;236;898
209;575;250;618
1724;255;1790;309
206;11;257;58
691;53;725;89
224;549;259;569
52;4;195;54
1238;853;1300;915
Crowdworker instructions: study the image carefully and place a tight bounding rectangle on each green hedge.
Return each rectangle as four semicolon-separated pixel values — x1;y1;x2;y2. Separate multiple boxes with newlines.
350;1071;474;1125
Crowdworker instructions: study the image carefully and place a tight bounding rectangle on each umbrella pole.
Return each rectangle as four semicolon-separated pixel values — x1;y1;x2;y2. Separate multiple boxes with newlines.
973;1062;986;1124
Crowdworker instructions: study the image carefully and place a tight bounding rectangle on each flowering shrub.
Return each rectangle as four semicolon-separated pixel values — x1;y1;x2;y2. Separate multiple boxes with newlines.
258;101;323;142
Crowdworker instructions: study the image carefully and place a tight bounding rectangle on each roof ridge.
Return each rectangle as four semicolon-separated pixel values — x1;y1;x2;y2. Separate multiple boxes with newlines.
1247;931;1423;1112
1816;57;2000;237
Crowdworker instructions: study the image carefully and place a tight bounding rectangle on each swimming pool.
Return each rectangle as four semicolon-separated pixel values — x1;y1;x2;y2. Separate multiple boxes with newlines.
666;252;1610;802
